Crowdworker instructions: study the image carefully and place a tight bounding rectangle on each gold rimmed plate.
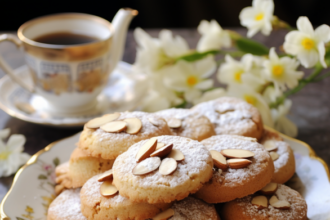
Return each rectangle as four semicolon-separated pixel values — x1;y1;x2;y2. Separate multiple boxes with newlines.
1;128;330;219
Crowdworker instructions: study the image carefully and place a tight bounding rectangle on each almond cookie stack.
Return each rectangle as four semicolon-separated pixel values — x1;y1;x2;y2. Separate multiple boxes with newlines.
48;97;307;220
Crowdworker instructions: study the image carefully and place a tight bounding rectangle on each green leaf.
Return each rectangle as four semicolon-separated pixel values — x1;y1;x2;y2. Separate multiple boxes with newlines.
235;38;269;56
38;174;47;180
53;157;60;167
324;48;330;66
176;50;219;62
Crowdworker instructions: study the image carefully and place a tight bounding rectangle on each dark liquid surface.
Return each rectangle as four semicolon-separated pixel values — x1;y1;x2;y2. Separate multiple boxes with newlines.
33;32;98;45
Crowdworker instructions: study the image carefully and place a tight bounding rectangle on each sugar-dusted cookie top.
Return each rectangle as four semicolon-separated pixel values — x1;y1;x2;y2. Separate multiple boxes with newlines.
195;135;274;203
78;111;172;160
47;188;86;220
191;97;264;140
221;184;307;220
80;174;171;220
260;129;295;183
112;135;214;204
154;108;216;141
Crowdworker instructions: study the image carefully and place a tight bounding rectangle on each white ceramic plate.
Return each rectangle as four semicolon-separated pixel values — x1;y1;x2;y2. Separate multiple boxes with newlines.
1;129;330;220
0;61;147;127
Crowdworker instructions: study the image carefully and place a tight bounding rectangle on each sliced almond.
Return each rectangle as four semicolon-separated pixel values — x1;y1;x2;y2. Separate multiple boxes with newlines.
136;137;158;163
150;143;173;158
86;113;120;129
251;195;268;209
260;182;278;195
123;118;142;134
269;195;291;209
269;195;279;204
221;149;255;159
132;157;161;176
152;208;175;220
100;180;118;197
270;152;280;161
218;169;223;175
167;118;182;128
156;142;166;150
271;200;291;209
168;149;185;162
215;107;235;114
210;150;227;170
149;117;160;126
263;140;278;152
227;159;252;169
159;158;177;175
100;121;127;133
97;169;113;182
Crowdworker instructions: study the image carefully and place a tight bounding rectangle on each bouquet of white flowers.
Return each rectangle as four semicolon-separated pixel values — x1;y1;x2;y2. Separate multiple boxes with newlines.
133;0;330;137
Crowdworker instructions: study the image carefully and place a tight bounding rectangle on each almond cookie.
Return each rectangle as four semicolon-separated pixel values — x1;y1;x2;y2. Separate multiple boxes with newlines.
260;128;295;184
154;108;216;141
55;148;114;189
112;135;214;204
47;188;86;220
191;97;264;140
220;184;307;220
78;111;172;160
195;135;274;203
55;161;72;194
80;174;171;220
165;197;221;220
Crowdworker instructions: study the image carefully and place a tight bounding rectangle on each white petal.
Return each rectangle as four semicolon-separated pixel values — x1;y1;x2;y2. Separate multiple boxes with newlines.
247;27;260;38
297;50;319;68
193;88;226;105
0;128;10;139
195;56;216;78
297;16;314;36
315;24;330;42
197;20;210;35
7;135;26;153
269;47;279;61
241;54;254;71
317;42;327;68
275;117;298;137
184;89;202;102
195;79;214;90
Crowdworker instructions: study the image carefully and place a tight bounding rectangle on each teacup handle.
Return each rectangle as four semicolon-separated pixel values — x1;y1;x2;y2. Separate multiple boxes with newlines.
0;34;34;93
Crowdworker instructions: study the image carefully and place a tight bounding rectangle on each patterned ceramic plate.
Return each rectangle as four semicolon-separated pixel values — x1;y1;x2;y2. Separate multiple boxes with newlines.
1;128;330;220
0;61;147;127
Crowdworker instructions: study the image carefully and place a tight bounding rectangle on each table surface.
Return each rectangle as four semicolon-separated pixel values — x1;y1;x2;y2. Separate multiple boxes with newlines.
0;28;329;202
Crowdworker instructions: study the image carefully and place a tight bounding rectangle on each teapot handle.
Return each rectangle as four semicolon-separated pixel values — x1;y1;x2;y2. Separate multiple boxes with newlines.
0;34;35;93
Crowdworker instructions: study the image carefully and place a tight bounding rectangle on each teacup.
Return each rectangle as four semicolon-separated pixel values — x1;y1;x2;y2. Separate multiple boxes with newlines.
0;9;137;115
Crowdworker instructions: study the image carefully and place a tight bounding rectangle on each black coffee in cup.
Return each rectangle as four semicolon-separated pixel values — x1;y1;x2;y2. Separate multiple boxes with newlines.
33;32;98;45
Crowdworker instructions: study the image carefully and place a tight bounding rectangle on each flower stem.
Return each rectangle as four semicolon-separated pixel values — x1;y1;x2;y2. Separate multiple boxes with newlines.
269;65;323;108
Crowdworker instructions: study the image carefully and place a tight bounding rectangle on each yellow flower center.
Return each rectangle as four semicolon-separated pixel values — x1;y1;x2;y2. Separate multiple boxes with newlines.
0;151;10;160
301;38;315;50
187;76;198;86
255;13;264;21
272;65;284;77
244;95;257;106
234;70;244;83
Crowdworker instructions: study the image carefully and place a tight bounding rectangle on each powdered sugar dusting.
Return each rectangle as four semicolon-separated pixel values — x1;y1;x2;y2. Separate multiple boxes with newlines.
81;174;129;207
48;188;86;220
191;97;256;135
236;184;307;219
201;135;271;187
154;108;214;140
170;197;219;220
113;135;213;188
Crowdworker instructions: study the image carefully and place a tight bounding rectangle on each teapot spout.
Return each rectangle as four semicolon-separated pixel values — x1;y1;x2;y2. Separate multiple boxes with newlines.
110;8;138;72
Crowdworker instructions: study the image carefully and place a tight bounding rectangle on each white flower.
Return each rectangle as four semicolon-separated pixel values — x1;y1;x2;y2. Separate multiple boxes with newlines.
227;85;274;127
140;74;183;112
217;54;265;90
239;0;274;37
193;88;226;105
0;129;30;177
262;85;282;104
263;48;304;91
196;20;231;52
134;28;190;73
283;16;330;68
271;99;297;137
164;55;216;102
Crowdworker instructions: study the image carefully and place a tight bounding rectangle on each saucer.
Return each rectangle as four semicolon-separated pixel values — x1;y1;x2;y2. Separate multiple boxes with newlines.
0;61;147;127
